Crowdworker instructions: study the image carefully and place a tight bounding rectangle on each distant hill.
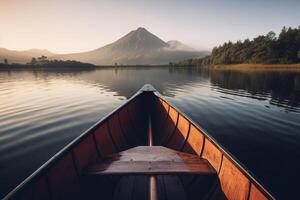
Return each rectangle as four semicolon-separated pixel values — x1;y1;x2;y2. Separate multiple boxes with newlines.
0;48;54;64
0;27;209;65
52;27;208;65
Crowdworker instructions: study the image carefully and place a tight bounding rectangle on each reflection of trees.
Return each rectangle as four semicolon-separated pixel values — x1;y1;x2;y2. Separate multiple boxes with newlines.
210;70;300;109
168;66;210;77
3;67;299;110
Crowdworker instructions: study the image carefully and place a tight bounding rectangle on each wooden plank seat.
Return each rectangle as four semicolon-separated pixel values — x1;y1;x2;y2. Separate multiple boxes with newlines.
84;146;216;175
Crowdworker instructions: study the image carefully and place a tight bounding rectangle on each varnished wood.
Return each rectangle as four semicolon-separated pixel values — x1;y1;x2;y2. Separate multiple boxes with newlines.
108;114;128;150
218;156;250;200
160;107;178;145
249;184;268;200
148;114;153;146
48;153;80;200
19;176;50;200
150;176;158;200
182;124;204;156
85;146;216;176
201;139;223;172
159;176;187;200
73;134;98;171
5;85;274;200
94;122;116;156
167;114;190;150
148;113;158;200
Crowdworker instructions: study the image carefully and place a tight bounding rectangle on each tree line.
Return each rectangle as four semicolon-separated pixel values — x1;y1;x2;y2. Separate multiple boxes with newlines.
27;56;95;68
0;58;8;65
1;56;95;68
172;26;300;67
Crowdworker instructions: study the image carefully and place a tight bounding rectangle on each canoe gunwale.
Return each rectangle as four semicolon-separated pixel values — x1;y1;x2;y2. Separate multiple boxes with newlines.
153;90;275;200
2;90;144;200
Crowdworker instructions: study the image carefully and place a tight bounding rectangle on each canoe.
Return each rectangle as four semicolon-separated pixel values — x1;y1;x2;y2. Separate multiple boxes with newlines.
3;84;275;200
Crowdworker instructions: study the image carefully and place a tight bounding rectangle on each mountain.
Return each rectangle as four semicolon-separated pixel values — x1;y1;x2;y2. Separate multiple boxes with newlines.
24;49;54;57
52;27;209;65
0;27;209;65
0;48;54;64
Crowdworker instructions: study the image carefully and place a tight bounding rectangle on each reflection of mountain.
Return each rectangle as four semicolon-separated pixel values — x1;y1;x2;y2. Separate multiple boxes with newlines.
7;67;207;99
67;67;208;98
210;70;300;109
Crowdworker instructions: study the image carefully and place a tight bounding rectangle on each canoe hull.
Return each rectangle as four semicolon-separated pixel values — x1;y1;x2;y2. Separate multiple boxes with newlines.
3;85;274;200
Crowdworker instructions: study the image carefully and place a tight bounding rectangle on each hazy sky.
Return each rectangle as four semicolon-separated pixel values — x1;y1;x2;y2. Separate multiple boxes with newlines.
0;0;299;53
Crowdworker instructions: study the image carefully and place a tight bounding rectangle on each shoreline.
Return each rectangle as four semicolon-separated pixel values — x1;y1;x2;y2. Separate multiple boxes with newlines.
0;64;169;69
213;63;300;71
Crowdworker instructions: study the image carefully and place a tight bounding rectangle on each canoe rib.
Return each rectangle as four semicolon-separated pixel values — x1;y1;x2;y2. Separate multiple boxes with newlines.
154;92;275;200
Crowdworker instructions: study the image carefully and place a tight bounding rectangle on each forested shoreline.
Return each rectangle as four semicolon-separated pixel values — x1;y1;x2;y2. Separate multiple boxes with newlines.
172;26;300;67
0;56;95;69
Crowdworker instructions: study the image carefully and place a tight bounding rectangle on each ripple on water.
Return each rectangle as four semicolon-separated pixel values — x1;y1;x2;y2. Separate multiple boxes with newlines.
0;68;299;199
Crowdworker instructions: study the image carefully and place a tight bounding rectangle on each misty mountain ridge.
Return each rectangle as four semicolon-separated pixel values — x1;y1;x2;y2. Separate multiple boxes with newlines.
1;27;209;65
165;40;196;51
0;48;54;64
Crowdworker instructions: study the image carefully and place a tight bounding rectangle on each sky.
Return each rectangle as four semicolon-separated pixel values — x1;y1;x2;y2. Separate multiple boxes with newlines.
0;0;299;53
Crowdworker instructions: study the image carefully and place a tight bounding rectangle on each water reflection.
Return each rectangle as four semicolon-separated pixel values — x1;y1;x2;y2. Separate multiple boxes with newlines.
0;67;299;199
210;70;300;111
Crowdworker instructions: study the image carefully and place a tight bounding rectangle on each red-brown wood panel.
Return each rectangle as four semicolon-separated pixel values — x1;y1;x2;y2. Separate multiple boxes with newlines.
135;98;146;116
160;107;178;145
94;123;116;156
118;107;138;145
126;102;139;133
154;96;162;110
108;114;128;150
218;156;250;200
161;101;169;123
73;134;98;171
182;125;204;156
167;114;190;150
19;176;50;200
48;153;80;200
153;99;169;143
152;98;164;130
127;101;137;120
201;139;222;172
161;99;169;111
249;184;268;200
128;96;145;125
127;98;147;135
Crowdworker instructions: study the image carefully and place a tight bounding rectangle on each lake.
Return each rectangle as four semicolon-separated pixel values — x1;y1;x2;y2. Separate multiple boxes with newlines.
0;67;299;199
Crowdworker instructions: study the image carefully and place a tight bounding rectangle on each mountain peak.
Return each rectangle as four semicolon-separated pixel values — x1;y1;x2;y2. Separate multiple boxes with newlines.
135;27;147;32
133;27;151;37
112;27;167;51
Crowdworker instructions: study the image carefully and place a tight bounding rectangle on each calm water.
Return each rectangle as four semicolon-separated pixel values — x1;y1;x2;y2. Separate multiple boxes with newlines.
0;67;299;199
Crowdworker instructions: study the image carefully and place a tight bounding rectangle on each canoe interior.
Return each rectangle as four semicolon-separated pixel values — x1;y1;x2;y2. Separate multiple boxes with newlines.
5;88;274;200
